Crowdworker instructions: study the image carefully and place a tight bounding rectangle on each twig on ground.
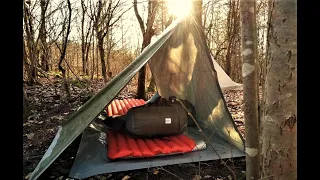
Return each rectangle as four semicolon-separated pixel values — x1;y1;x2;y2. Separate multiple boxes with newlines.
198;161;201;176
157;166;183;180
23;155;43;160
227;127;235;173
258;169;297;180
201;162;212;167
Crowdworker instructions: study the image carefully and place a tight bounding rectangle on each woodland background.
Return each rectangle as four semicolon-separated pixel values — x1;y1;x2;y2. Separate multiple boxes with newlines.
23;0;268;100
23;0;296;180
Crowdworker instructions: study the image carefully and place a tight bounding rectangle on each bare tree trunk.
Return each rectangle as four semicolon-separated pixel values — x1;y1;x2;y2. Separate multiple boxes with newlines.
23;85;30;119
147;76;156;92
81;0;92;76
239;0;260;179
58;0;72;100
85;31;92;76
23;40;30;80
134;0;158;100
97;36;107;83
93;0;107;83
106;27;112;78
225;44;232;75
81;41;87;75
260;0;297;179
91;30;95;80
66;49;70;78
96;40;99;79
76;45;79;74
92;0;124;83
48;47;53;71
40;0;50;72
225;0;233;76
23;0;38;85
81;0;87;75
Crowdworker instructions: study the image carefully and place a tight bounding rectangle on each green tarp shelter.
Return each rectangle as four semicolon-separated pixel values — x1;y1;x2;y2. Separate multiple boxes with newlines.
29;16;245;180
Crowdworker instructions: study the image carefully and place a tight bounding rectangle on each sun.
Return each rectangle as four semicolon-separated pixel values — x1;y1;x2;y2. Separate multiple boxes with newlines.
167;0;193;19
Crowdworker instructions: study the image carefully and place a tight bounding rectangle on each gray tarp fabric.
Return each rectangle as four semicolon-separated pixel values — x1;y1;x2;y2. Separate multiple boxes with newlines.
69;123;244;179
148;18;244;151
212;58;242;90
149;38;242;91
29;17;245;180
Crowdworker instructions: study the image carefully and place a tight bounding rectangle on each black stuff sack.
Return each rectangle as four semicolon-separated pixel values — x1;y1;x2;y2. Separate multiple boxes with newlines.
103;97;196;138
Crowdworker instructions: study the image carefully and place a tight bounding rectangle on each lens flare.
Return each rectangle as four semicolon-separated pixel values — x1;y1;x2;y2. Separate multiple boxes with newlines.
167;0;192;19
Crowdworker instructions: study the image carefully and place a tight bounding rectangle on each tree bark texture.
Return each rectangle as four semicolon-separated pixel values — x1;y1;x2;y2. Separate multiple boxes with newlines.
260;0;297;179
23;1;38;84
106;28;112;77
98;36;107;83
81;0;87;75
94;0;107;83
40;0;50;72
239;0;260;179
23;85;30;119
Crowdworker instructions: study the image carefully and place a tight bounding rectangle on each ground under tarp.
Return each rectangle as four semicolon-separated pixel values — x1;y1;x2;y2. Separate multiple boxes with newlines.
69;121;245;179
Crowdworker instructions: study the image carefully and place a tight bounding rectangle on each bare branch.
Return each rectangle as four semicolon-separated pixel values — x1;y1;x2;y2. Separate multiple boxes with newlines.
133;0;145;35
58;0;72;72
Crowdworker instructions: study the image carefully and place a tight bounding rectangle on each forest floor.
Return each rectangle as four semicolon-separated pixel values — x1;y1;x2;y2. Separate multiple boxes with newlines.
23;77;247;180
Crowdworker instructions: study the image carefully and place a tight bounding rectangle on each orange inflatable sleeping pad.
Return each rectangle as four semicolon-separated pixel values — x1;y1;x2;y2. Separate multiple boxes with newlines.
105;99;197;160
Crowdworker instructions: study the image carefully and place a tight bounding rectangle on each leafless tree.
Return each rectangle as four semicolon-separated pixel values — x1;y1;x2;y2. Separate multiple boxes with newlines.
256;0;268;86
24;0;67;83
202;0;268;84
134;0;158;100
39;0;50;72
81;0;93;76
55;0;72;100
23;0;39;85
202;0;242;82
90;0;128;83
225;0;240;76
